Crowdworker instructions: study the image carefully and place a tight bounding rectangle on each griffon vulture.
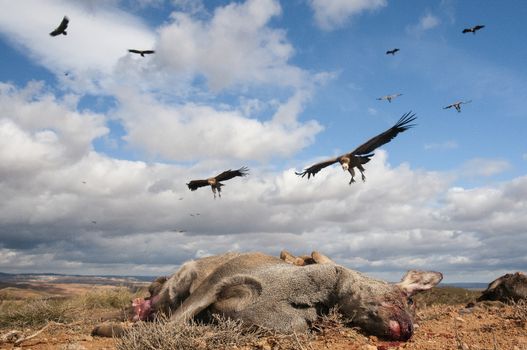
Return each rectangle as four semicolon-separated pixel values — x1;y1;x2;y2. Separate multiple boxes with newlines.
462;25;485;34
377;93;403;103
128;49;155;57
50;16;69;36
386;48;400;55
296;112;416;185
443;100;471;113
187;167;249;198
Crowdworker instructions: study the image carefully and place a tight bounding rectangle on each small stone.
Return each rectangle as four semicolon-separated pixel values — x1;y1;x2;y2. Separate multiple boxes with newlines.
1;330;23;343
361;345;377;350
455;317;466;323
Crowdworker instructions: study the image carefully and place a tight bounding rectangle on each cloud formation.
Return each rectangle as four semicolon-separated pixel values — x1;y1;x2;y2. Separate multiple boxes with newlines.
308;0;387;31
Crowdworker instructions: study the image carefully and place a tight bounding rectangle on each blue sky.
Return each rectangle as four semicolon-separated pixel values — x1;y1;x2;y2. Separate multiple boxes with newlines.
0;0;526;282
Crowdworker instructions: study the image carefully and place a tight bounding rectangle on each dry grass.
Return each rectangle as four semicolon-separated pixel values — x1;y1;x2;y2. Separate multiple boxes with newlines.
117;315;266;350
0;286;137;330
72;287;135;310
0;298;73;328
413;286;481;307
511;299;527;324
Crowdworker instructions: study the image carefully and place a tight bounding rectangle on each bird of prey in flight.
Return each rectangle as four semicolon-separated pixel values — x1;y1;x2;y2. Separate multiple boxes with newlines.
296;112;417;185
443;100;471;113
462;25;485;34
377;93;403;103
187;167;249;198
128;49;155;57
50;16;69;36
386;48;400;55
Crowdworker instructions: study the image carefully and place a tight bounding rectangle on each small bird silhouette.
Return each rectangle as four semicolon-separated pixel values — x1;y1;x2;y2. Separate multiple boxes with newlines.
128;49;155;57
50;16;69;36
462;25;485;34
386;48;400;55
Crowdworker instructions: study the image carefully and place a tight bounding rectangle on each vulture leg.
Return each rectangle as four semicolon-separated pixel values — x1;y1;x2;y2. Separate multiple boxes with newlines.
211;187;217;199
348;168;356;185
218;186;222;198
357;164;367;182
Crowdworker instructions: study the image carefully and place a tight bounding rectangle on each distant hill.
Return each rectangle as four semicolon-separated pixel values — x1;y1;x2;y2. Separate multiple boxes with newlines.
0;272;155;286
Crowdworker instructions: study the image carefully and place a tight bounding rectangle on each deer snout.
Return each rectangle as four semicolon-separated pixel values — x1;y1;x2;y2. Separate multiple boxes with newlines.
388;318;413;341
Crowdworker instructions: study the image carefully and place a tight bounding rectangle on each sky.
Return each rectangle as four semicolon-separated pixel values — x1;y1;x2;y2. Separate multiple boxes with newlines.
0;0;526;283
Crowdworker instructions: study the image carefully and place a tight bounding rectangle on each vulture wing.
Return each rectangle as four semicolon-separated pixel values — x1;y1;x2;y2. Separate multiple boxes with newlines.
295;157;341;179
142;50;155;54
128;49;142;54
50;16;69;36
215;167;249;182
443;104;453;109
187;179;210;191
474;25;485;31
350;111;416;156
462;28;471;33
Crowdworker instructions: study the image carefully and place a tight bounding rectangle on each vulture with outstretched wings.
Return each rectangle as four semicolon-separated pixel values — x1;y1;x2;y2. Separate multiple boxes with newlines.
128;49;155;57
187;167;249;198
296;112;416;185
443;100;471;113
50;16;69;36
377;93;403;103
462;25;485;34
386;48;400;55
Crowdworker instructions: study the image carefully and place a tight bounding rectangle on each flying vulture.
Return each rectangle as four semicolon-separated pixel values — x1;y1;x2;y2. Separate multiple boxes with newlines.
462;25;485;34
386;48;400;55
187;167;249;198
50;16;69;36
443;100;471;113
377;93;403;103
128;49;155;57
296;112;416;185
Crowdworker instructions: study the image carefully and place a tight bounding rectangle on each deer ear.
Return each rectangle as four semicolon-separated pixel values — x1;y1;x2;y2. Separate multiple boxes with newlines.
311;251;335;264
397;270;443;296
214;276;262;312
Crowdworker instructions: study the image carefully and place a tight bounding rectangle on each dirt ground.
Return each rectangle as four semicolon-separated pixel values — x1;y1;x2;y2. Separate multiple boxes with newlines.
1;283;526;350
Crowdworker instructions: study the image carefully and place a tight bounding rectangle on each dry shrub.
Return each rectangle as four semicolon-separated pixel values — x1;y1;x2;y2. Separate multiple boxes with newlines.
413;286;481;307
74;287;134;310
117;315;267;350
0;298;72;328
511;299;527;324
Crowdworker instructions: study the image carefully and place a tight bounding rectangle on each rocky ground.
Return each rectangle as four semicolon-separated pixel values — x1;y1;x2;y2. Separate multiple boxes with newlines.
1;281;526;350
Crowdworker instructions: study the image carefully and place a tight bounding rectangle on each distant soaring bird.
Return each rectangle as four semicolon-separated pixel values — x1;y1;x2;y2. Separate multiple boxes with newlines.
187;167;249;198
462;25;485;34
50;16;69;36
128;49;155;57
443;100;472;113
386;48;400;55
296;112;416;185
377;93;403;103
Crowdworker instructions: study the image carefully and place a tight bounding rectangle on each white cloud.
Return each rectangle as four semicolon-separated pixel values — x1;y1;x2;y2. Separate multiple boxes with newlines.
406;12;440;36
114;88;323;161
424;140;458;150
308;0;387;31
461;158;511;178
156;0;306;91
